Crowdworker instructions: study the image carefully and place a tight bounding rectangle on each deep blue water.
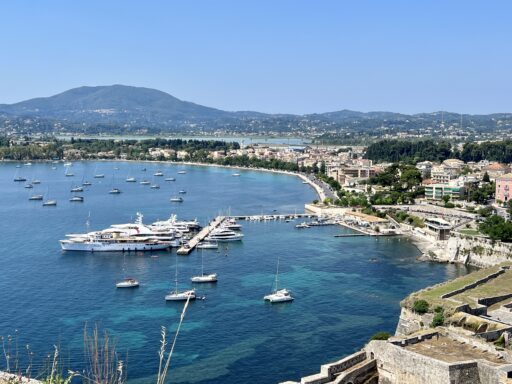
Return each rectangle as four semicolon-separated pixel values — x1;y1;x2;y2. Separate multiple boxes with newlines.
0;161;470;383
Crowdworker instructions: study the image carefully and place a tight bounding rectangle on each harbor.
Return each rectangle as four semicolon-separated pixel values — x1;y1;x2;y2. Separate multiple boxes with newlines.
176;215;226;255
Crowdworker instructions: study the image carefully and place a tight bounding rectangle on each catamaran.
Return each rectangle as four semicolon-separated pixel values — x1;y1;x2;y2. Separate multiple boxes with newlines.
264;256;294;303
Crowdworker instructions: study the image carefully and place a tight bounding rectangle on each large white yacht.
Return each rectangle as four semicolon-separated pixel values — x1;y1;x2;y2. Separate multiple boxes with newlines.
222;218;242;231
205;228;244;242
60;230;172;252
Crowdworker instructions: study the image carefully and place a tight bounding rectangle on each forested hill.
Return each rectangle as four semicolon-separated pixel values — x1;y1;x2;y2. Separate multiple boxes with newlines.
365;139;512;164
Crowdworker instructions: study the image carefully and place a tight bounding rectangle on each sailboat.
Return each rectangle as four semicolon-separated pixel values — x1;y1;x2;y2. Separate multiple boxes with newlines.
116;254;140;288
108;173;121;194
191;248;217;283
93;165;104;178
263;256;293;303
165;256;196;301
42;187;57;206
64;165;74;177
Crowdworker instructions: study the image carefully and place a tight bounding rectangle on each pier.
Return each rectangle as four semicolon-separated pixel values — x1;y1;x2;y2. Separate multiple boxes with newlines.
177;216;226;255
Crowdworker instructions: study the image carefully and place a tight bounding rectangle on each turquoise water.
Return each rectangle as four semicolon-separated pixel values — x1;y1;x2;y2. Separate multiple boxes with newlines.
0;161;470;383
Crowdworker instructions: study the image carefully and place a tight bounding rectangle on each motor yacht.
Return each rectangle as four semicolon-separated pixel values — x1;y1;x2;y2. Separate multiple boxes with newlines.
140;180;150;185
70;196;84;202
295;222;310;229
14;176;27;182
222;218;242;231
170;197;184;202
29;194;44;201
60;230;171;252
150;184;160;189
24;183;33;189
32;179;41;184
71;186;84;192
205;228;243;242
177;170;187;174
126;177;136;182
116;278;140;288
165;177;176;181
43;200;57;207
154;171;164;176
94;174;105;178
109;188;122;194
178;190;186;194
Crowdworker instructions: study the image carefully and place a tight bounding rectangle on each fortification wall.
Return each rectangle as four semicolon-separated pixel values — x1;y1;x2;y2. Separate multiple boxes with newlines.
429;236;512;267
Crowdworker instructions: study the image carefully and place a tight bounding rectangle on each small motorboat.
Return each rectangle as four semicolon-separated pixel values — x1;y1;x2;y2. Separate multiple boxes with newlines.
24;162;32;166
116;278;140;288
109;188;122;194
177;170;187;174
150;184;160;189
70;186;84;192
295;222;310;229
14;176;27;182
126;177;136;182
165;177;176;181
94;174;105;178
170;197;184;202
32;179;41;184
70;196;84;202
196;242;218;249
178;190;186;194
24;184;33;189
42;200;57;207
232;173;240;177
154;171;164;177
82;181;92;186
140;180;150;185
65;172;74;177
29;194;44;201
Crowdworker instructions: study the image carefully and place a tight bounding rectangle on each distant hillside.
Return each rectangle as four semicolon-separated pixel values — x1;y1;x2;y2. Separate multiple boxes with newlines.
1;84;511;138
0;85;235;122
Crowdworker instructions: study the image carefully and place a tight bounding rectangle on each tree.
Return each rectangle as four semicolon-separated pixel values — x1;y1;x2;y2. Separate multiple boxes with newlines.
370;331;391;341
319;161;326;175
482;171;490;183
442;195;451;206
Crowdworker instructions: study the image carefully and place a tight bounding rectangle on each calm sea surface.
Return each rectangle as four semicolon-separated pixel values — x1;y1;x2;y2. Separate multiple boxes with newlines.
0;161;470;383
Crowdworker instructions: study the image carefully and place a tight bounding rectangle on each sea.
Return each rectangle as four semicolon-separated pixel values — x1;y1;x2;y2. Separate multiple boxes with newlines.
0;161;471;383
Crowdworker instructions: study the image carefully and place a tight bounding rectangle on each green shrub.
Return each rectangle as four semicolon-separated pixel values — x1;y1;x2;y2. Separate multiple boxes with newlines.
494;334;505;348
412;299;429;314
431;313;445;327
434;306;444;314
370;331;391;341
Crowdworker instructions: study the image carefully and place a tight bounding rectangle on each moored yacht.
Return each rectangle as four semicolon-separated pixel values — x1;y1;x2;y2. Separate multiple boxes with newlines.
126;177;136;182
177;170;187;174
116;278;140;288
94;174;105;178
196;241;218;249
170;196;183;202
205;228;243;242
24;183;33;189
140;180;150;185
154;171;164;177
60;230;171;252
150;184;160;189
264;256;294;303
14;176;27;182
71;186;84;192
70;196;84;202
29;194;44;201
43;200;57;207
222;218;242;231
166;255;196;301
165;177;176;181
109;188;122;194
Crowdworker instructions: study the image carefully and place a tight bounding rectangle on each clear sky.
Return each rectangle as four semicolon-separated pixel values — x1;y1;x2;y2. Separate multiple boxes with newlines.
0;1;510;114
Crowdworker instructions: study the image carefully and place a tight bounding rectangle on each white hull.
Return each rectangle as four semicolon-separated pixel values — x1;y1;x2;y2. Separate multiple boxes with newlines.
165;290;196;301
264;289;294;303
191;274;218;283
60;241;170;252
116;279;140;288
205;233;244;242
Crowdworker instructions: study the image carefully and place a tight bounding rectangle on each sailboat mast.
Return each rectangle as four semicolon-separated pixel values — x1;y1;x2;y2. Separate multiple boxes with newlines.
175;255;178;292
275;256;280;291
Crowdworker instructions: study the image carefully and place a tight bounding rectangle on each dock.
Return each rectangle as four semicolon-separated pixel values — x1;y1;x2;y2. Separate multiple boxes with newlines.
176;216;226;255
334;233;367;237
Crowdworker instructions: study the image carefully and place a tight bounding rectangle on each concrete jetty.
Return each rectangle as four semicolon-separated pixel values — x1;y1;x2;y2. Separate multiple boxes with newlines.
177;216;226;255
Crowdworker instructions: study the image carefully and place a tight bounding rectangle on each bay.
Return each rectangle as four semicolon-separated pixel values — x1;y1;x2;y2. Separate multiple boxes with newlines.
0;161;469;383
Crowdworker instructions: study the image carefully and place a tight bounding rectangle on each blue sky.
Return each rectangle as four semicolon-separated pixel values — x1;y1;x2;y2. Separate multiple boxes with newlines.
0;1;510;114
